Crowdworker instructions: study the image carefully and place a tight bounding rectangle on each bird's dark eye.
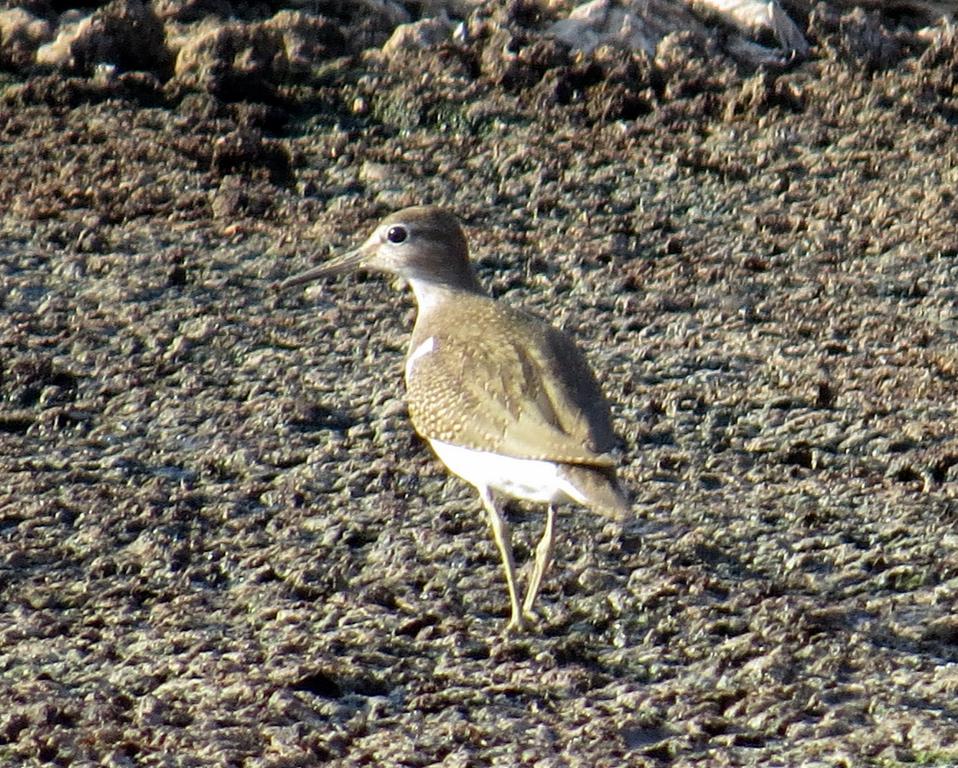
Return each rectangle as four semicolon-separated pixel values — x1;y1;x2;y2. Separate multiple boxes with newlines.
386;225;408;244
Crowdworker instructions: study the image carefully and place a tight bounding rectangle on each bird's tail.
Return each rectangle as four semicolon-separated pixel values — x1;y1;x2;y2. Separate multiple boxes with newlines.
559;464;631;520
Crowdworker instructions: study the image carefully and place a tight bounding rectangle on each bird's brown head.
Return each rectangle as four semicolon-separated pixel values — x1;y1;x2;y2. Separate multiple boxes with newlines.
281;206;482;293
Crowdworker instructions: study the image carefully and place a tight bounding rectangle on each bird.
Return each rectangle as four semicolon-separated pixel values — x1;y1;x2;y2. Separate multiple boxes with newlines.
280;205;629;631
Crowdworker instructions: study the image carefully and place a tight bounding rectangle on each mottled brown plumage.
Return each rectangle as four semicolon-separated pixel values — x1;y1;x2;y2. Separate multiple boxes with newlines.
281;206;629;631
406;292;616;466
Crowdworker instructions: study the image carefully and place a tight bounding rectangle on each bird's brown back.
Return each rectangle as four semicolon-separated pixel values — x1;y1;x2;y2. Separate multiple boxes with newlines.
405;291;618;466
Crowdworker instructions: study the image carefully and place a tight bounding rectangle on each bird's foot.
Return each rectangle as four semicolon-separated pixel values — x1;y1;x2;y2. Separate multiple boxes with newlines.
505;609;541;634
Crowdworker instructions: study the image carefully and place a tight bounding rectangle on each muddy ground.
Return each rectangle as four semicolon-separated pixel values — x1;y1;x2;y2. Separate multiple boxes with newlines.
1;1;958;766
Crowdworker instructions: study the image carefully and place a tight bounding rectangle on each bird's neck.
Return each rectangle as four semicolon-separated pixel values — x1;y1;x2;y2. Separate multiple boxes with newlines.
408;276;485;316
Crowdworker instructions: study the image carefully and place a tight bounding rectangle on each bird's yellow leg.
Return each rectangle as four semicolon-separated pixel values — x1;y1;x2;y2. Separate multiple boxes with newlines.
522;505;556;623
479;487;527;632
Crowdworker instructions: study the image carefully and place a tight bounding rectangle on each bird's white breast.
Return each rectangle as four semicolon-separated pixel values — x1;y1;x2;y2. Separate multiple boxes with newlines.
429;439;580;504
405;335;436;379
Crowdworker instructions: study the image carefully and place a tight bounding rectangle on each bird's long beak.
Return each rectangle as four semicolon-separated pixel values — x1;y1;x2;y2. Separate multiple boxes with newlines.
279;246;369;290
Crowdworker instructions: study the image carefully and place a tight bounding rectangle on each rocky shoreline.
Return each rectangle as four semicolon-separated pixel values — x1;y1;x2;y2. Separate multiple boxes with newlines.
2;1;957;764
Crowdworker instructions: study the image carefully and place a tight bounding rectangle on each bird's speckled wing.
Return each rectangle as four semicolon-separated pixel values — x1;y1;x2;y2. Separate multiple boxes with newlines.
405;295;618;466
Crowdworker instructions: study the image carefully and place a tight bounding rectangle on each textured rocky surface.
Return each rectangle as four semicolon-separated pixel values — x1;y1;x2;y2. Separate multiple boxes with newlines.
1;1;958;765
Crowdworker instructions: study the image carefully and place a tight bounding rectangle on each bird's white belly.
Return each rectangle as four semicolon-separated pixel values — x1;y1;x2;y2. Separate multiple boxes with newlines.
428;439;574;504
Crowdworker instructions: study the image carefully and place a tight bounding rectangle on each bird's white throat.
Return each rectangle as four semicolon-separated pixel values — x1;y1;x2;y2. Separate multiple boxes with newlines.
407;278;471;315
